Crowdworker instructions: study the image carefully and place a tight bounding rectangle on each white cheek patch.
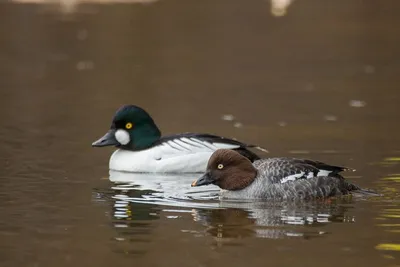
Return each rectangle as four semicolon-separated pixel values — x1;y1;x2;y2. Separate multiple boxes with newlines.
115;129;130;145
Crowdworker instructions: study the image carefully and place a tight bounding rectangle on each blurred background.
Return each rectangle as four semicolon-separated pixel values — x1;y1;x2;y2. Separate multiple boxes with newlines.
1;0;400;267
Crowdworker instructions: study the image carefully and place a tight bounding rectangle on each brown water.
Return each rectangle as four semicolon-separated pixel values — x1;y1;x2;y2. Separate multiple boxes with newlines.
1;0;400;266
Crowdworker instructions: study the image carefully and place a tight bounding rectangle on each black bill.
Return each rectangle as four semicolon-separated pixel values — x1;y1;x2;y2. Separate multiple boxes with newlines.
92;129;119;147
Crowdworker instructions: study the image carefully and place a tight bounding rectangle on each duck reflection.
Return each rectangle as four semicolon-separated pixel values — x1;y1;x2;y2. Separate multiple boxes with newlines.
109;170;220;202
191;200;356;239
92;173;166;256
95;170;357;242
106;170;220;228
107;182;160;245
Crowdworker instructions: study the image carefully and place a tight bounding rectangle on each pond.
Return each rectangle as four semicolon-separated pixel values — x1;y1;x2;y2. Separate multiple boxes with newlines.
1;0;400;266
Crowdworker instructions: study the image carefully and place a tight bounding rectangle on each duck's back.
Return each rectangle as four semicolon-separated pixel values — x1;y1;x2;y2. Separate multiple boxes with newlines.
252;157;353;183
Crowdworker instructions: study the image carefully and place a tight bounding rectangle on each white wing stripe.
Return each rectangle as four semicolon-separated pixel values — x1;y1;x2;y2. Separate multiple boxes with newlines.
190;138;218;150
171;140;193;151
166;141;187;151
212;143;241;149
280;171;317;184
174;139;204;152
155;136;244;157
179;137;205;149
317;170;332;176
280;172;305;183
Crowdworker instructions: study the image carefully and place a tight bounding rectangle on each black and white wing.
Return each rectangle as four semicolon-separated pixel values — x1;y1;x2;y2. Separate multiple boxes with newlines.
155;133;262;161
254;157;354;184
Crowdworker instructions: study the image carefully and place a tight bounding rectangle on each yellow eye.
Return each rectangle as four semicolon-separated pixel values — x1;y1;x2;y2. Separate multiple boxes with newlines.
217;164;224;169
125;122;133;129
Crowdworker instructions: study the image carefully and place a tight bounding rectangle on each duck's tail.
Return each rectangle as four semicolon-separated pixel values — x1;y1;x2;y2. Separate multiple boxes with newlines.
348;182;381;197
353;188;382;197
341;180;381;197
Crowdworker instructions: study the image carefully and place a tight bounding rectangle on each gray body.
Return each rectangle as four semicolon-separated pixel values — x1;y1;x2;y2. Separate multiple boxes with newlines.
220;158;360;200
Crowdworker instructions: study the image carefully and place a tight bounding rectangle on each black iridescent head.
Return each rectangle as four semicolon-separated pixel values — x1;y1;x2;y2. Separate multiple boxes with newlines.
92;105;161;150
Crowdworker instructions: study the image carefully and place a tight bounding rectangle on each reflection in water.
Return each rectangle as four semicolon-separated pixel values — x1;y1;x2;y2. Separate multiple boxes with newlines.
104;171;219;241
12;0;295;17
95;171;358;242
11;0;159;13
192;201;355;240
375;204;400;254
109;170;220;203
110;201;158;256
373;157;400;198
2;0;400;265
374;162;400;254
270;0;294;17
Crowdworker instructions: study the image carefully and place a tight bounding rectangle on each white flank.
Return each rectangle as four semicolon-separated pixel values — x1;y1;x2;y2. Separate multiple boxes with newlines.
108;136;243;173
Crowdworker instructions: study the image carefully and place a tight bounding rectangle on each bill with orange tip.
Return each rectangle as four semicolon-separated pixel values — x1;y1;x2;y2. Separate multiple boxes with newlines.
191;172;213;187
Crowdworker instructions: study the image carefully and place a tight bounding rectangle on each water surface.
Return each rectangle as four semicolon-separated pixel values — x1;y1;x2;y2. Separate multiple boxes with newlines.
1;0;400;266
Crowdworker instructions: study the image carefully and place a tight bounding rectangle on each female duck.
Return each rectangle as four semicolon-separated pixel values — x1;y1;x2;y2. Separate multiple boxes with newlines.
92;105;264;173
191;149;376;200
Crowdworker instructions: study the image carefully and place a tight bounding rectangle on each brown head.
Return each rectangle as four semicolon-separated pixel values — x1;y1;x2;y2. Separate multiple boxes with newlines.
191;149;258;190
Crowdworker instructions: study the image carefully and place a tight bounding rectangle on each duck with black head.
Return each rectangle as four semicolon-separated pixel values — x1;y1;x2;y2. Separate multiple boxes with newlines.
191;149;378;200
92;105;266;173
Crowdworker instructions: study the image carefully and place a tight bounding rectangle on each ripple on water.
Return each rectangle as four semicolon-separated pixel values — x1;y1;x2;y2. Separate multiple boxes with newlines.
90;170;368;241
367;156;400;261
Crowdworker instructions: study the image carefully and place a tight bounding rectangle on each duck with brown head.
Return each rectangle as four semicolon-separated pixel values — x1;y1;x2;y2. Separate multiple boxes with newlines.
191;149;258;190
192;149;378;200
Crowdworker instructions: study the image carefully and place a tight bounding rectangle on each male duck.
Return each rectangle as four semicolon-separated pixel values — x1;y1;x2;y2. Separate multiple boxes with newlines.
192;149;376;200
92;105;265;173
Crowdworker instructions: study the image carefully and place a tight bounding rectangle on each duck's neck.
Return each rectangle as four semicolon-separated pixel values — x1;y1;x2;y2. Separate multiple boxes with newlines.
220;168;258;191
